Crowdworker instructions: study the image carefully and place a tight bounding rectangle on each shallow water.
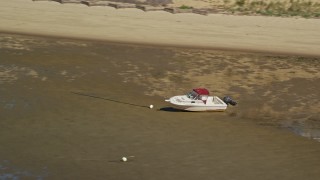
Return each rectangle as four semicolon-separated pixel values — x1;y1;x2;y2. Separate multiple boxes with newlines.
0;33;320;179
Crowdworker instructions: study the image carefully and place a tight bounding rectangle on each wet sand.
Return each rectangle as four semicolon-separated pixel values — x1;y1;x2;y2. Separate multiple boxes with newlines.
1;33;320;179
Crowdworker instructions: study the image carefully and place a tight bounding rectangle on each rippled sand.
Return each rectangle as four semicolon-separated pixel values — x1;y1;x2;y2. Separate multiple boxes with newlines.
0;33;320;179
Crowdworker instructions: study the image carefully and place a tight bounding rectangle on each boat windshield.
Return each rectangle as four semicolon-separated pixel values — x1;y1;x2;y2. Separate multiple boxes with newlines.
186;91;198;100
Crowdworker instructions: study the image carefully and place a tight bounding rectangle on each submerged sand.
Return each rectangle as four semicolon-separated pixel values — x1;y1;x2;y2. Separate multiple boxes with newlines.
0;34;320;179
0;0;320;56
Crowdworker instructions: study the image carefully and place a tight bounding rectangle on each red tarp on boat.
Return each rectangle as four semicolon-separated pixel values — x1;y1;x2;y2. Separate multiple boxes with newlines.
193;88;209;95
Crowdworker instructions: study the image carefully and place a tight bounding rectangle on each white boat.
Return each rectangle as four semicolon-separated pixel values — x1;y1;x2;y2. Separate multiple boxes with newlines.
165;88;237;112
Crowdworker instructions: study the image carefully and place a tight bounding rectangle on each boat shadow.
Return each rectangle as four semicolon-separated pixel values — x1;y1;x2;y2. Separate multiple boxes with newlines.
159;107;189;112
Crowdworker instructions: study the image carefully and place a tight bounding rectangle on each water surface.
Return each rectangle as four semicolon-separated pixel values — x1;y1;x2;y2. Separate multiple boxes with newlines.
0;33;320;179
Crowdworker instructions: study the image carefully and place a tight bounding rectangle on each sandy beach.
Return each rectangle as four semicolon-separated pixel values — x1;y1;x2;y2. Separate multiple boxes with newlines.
0;0;320;56
1;1;320;179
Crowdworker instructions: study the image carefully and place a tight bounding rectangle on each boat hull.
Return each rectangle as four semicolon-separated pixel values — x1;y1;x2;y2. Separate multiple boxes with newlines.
171;104;227;112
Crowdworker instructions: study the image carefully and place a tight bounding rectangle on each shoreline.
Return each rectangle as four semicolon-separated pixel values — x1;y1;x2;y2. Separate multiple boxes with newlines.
1;0;320;56
2;30;320;58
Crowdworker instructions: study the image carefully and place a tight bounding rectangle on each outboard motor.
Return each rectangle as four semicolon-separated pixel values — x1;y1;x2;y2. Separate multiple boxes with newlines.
223;96;237;106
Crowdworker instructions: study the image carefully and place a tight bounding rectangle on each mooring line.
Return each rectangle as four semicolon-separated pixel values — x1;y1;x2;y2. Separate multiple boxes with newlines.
71;91;148;108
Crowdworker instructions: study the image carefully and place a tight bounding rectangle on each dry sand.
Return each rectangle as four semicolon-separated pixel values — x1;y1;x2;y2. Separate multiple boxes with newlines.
0;0;320;56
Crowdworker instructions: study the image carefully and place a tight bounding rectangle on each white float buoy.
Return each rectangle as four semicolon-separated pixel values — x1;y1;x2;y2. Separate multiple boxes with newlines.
149;105;154;109
121;157;127;162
